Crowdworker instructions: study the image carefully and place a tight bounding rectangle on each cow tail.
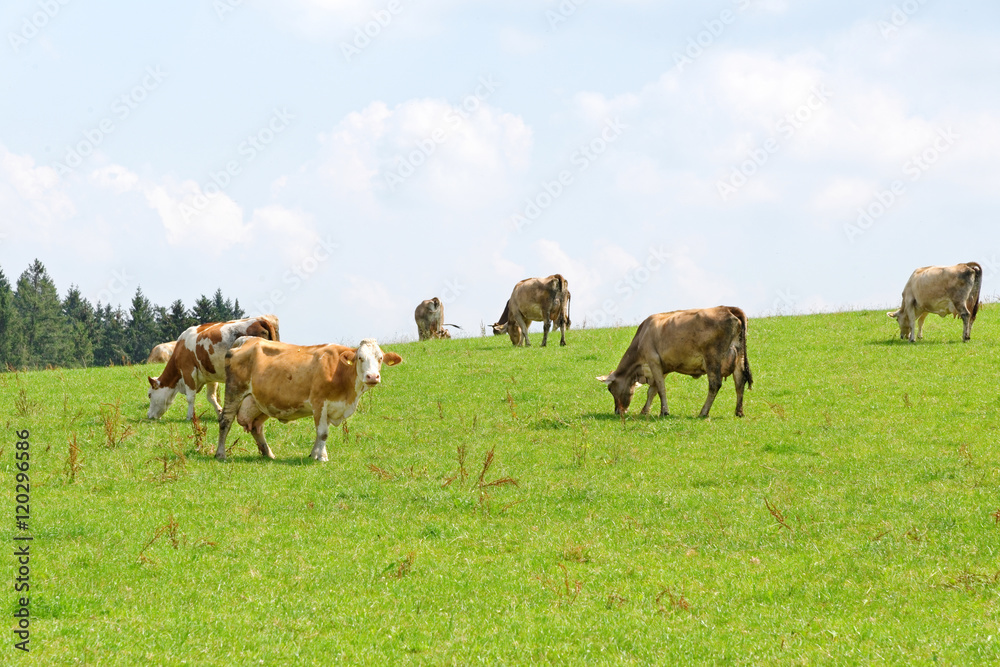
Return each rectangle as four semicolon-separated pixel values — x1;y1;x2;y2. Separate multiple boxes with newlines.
735;307;753;390
969;261;983;322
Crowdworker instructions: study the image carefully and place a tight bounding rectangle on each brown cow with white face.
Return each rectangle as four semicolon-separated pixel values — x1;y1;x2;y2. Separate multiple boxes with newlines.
597;306;752;418
216;337;402;461
491;275;570;347
888;262;982;342
146;316;280;420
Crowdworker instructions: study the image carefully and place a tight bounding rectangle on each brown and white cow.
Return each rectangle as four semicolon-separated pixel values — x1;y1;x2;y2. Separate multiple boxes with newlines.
145;341;177;364
597;306;753;418
888;262;983;342
146;316;280;420
215;337;402;461
414;298;459;340
491;275;571;346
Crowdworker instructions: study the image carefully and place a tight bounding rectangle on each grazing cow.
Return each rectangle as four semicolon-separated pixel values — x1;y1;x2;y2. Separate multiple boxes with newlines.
146;341;177;364
414;298;460;340
216;337;402;461
146;316;280;420
597;306;753;418
491;275;571;346
888;262;983;342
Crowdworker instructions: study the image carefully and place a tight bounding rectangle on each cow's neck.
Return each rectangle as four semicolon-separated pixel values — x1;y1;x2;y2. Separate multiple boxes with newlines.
156;352;182;388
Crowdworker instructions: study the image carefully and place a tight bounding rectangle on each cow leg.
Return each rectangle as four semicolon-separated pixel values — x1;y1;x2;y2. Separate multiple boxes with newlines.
185;386;198;420
559;320;567;346
905;302;919;342
641;367;668;416
513;313;531;347
733;363;747;418
216;381;249;461
249;415;274;460
204;381;223;417
310;407;330;462
216;402;238;461
915;313;928;340
699;371;723;418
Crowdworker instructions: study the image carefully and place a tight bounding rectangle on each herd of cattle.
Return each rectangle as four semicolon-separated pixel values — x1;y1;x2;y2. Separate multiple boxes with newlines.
144;262;983;461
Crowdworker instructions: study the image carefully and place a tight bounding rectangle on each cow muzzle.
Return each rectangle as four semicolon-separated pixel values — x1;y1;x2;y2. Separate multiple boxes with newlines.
364;373;381;386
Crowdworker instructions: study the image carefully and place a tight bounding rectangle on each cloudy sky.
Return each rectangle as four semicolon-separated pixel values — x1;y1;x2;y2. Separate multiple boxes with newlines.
2;0;998;345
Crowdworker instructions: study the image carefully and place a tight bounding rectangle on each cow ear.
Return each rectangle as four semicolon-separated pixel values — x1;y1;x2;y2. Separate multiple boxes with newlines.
382;351;403;366
148;376;159;389
596;374;612;385
887;311;899;319
340;350;357;367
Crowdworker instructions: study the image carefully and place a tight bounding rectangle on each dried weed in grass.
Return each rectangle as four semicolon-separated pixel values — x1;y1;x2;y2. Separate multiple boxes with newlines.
99;398;134;449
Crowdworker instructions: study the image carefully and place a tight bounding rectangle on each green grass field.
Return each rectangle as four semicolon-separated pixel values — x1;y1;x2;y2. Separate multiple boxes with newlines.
3;309;1000;664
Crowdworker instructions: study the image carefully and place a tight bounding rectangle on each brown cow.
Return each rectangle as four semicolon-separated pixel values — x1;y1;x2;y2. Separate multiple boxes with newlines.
216;337;402;461
146;316;280;420
146;341;177;364
491;275;571;347
414;298;459;340
597;306;752;418
888;262;982;342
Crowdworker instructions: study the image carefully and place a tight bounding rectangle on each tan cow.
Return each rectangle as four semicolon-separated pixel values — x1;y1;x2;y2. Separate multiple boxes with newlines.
888;262;982;342
146;316;280;420
597;306;753;418
491;275;571;347
215;337;402;461
414;298;459;340
146;341;177;364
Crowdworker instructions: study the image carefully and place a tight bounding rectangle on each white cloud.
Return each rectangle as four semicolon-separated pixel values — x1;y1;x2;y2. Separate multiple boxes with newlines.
142;180;248;252
0;145;76;235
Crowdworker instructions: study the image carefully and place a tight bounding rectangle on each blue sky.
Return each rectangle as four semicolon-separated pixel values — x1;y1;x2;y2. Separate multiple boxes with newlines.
3;0;998;345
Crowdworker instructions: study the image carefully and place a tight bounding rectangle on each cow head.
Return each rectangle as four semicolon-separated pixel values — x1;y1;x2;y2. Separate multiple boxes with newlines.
596;369;645;415
341;338;402;387
147;376;179;419
887;309;912;340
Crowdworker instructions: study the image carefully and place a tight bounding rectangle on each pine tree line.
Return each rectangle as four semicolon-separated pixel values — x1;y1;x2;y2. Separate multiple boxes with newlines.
0;259;247;370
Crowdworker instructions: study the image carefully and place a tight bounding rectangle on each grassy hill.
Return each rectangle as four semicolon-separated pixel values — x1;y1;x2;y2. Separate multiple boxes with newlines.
3;309;1000;664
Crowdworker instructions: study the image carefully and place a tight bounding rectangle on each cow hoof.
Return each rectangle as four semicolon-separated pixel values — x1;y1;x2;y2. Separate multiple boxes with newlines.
215;453;227;462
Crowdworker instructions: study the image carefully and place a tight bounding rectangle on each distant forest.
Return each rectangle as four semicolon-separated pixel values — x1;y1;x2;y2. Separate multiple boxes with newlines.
0;259;247;370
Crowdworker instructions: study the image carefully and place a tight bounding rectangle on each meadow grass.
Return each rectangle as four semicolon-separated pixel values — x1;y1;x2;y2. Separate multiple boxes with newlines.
3;309;1000;664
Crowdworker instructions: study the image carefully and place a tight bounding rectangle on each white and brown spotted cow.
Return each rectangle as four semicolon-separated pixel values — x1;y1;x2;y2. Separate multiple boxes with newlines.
597;306;753;418
888;262;983;342
491;274;571;347
216;337;402;461
146;316;280;420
